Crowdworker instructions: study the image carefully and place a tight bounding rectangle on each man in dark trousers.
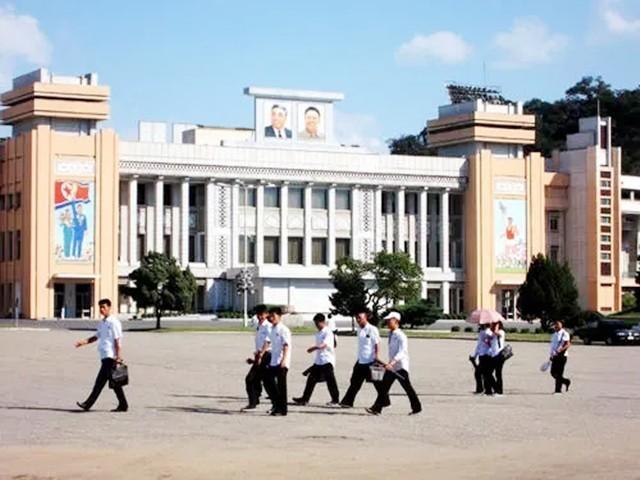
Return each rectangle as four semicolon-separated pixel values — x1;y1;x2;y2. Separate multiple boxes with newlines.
293;313;339;406
339;308;389;408
243;304;272;410
75;298;128;412
549;319;572;394
262;306;291;416
366;312;421;415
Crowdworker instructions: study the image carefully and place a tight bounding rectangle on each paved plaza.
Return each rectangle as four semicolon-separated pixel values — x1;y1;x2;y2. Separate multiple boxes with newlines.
1;329;639;479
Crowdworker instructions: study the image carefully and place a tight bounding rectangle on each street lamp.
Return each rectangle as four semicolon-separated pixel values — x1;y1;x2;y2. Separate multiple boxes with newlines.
237;181;255;327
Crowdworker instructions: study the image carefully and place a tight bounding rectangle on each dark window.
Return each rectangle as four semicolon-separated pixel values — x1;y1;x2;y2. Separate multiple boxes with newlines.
405;192;418;215
164;235;172;257
264;236;280;264
15;230;20;260
0;194;4;210
549;215;559;232
0;232;4;261
163;184;173;206
288;237;303;264
288;188;304;209
600;124;608;149
336;238;351;260
312;238;327;265
15;192;21;209
264;187;280;208
312;189;327;209
382;191;396;214
336;190;351;210
136;235;145;261
621;190;632;200
7;231;13;261
601;208;611;214
239;235;256;264
601;171;611;178
7;194;13;209
549;245;559;262
239;188;257;207
601;262;611;276
137;184;147;206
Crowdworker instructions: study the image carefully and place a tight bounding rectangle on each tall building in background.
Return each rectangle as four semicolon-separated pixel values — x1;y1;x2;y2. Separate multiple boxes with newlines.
0;71;627;319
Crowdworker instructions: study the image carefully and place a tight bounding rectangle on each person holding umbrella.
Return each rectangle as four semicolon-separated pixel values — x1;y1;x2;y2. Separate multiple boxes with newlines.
489;320;507;395
467;309;504;396
366;311;421;415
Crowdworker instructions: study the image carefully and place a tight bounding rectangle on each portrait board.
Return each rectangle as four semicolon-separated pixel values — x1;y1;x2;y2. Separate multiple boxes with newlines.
54;180;95;262
263;101;292;140
494;199;527;273
296;103;326;141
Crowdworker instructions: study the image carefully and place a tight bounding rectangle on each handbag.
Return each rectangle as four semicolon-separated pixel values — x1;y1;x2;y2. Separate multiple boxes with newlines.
499;344;514;362
109;362;129;389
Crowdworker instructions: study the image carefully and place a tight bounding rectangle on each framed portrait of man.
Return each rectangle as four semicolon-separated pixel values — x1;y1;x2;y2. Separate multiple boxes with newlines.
297;104;325;141
264;102;292;140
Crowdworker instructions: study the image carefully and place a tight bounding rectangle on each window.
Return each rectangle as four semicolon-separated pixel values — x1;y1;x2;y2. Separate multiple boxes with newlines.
336;238;351;260
163;184;173;206
15;192;21;209
0;194;4;210
164;235;172;257
381;191;396;214
600;180;611;188
288;237;303;264
0;232;4;262
136;235;145;261
239;235;256;264
601;235;611;243
264;237;280;264
601;262;611;276
549;215;559;232
405;192;418;215
312;238;327;265
239;188;257;207
601;198;611;206
312;189;327;209
7;193;13;209
601;216;611;225
264;187;280;208
288;187;304;209
427;288;441;307
336;190;351;210
137;184;147;206
601;252;611;261
7;231;13;261
549;245;559;262
15;230;20;260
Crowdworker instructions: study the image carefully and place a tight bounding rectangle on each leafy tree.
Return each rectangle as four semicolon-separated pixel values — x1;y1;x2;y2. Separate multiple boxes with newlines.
524;76;640;174
392;298;443;329
329;252;423;326
123;252;197;329
517;254;580;330
387;129;437;156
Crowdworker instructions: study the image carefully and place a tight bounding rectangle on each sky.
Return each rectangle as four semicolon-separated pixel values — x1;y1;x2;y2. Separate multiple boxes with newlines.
1;0;639;150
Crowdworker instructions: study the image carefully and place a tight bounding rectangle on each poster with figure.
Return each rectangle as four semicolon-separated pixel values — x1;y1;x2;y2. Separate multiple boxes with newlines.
494;199;527;273
54;180;95;262
297;104;325;141
263;102;292;139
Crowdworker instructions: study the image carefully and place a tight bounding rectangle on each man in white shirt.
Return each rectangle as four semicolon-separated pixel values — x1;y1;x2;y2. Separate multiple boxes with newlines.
327;313;338;348
471;322;495;395
366;312;421;415
549;319;572;393
74;298;128;412
339;309;389;408
293;313;339;406
262;306;292;416
243;304;272;410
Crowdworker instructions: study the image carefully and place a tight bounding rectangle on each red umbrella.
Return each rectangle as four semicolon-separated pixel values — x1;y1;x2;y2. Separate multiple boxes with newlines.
467;309;505;325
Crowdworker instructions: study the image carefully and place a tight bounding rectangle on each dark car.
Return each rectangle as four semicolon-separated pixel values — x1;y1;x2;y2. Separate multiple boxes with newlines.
574;319;640;345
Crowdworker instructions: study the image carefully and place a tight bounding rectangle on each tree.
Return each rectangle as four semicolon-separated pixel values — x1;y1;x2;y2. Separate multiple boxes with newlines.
392;298;443;329
387;129;437;156
328;252;423;326
517;254;580;330
123;252;197;329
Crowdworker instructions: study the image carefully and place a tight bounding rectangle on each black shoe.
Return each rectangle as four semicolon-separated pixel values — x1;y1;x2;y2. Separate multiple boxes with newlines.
339;403;353;409
110;406;128;412
242;404;258;410
76;401;90;411
365;407;380;416
565;379;571;392
270;411;287;416
409;408;422;415
292;397;308;406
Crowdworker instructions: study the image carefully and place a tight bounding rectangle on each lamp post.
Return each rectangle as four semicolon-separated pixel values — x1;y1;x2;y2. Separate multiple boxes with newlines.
236;181;255;328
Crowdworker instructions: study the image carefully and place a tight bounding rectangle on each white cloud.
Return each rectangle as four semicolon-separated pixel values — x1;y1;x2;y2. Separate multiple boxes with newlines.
334;110;388;153
0;5;52;87
602;0;640;34
395;31;472;66
493;17;568;69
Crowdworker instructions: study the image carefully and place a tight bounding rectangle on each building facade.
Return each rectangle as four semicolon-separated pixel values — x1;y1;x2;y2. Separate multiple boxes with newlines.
0;69;630;319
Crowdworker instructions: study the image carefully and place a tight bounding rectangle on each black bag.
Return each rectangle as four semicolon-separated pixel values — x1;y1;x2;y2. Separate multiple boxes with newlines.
499;344;514;362
109;362;129;389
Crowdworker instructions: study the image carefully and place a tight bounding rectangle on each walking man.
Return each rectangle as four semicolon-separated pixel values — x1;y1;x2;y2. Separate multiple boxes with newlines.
293;313;340;406
243;304;271;410
366;312;421;415
263;306;291;416
75;298;128;412
549;319;572;394
339;308;389;408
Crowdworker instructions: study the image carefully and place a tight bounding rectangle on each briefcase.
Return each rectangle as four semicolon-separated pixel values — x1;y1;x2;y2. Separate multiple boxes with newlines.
109;362;129;389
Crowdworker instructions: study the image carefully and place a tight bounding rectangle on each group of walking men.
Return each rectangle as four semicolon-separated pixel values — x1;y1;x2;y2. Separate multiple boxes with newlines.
244;305;422;416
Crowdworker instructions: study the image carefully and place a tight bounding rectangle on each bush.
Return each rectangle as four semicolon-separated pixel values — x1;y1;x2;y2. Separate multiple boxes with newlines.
464;326;474;333
215;310;243;319
534;327;543;334
622;292;637;311
568;310;603;330
451;326;460;332
519;328;531;334
393;298;443;328
506;327;518;334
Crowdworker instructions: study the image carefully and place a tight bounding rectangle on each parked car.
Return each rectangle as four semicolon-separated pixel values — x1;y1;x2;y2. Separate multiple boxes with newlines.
574;319;640;345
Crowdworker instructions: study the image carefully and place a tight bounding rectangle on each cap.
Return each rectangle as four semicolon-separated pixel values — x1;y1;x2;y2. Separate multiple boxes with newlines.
384;311;401;321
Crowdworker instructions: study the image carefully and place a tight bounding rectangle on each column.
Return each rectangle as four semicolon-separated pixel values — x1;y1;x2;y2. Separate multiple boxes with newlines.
351;186;360;259
441;189;450;271
385;191;393;253
231;182;240;267
374;187;383;253
154;177;164;253
205;180;215;267
256;184;265;265
171;185;180;260
279;183;288;266
304;184;313;266
441;281;450;314
128;176;138;265
180;178;189;267
328;185;337;267
396;188;405;254
119;182;128;264
419;189;428;297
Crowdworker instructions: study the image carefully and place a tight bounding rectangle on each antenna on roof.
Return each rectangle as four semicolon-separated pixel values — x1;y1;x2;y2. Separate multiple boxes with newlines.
445;83;510;105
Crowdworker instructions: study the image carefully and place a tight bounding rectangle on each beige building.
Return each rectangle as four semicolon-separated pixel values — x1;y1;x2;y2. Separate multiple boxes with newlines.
0;70;627;319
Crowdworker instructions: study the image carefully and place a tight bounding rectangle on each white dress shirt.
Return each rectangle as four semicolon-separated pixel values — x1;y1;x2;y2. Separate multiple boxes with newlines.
269;322;292;368
550;329;570;357
388;328;410;372
357;323;380;364
489;329;506;357
473;327;493;357
255;320;272;353
314;326;335;366
96;315;123;360
327;316;337;332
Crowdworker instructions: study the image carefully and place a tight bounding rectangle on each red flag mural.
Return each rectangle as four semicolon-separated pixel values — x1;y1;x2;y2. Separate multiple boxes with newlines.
54;181;95;262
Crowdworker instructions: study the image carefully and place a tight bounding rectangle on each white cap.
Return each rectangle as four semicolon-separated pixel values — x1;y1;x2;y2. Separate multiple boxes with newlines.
384;311;401;321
